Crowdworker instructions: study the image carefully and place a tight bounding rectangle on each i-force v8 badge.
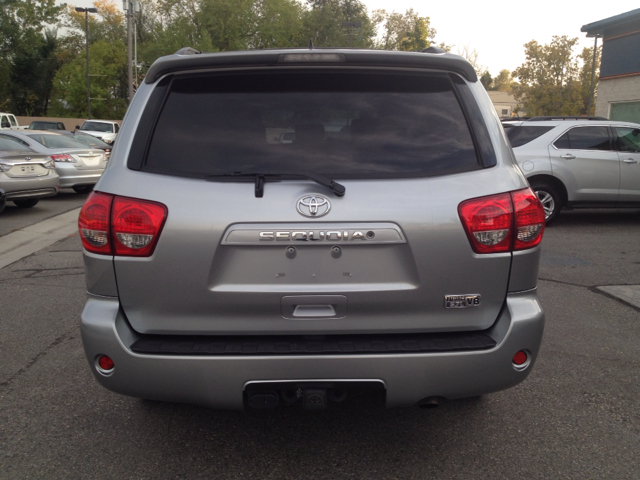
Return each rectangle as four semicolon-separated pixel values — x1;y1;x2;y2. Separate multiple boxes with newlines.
444;294;481;309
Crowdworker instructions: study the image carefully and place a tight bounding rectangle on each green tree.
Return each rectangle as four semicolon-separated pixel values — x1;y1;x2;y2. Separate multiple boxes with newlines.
0;0;65;114
490;69;514;92
374;9;435;51
302;0;376;48
50;40;128;119
480;72;492;90
512;36;593;116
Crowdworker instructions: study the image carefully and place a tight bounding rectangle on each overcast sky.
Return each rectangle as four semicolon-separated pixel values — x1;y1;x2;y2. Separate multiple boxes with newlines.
67;0;628;76
361;0;627;75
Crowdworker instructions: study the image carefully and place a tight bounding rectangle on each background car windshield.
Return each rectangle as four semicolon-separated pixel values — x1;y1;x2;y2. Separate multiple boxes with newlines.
143;72;480;179
506;126;554;148
81;122;113;132
0;136;31;151
27;133;90;149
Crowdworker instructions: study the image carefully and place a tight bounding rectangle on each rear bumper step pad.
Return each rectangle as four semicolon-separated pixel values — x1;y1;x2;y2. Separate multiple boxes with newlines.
131;331;497;356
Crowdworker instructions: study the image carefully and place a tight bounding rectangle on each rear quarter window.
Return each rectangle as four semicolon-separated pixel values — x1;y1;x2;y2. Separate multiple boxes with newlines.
135;71;489;179
506;126;554;148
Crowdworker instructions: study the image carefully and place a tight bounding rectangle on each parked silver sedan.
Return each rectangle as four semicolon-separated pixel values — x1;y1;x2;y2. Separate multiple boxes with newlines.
0;130;106;194
0;136;58;209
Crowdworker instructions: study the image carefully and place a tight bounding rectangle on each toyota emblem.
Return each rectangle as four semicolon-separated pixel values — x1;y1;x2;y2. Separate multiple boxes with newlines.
297;194;331;218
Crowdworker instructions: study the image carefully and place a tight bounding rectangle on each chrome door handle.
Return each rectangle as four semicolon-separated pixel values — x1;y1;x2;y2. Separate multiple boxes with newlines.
622;158;639;164
560;154;576;160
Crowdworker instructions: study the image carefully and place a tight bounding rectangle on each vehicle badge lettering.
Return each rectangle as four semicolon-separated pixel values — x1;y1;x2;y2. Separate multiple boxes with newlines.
297;194;331;218
445;294;481;309
24;156;31;161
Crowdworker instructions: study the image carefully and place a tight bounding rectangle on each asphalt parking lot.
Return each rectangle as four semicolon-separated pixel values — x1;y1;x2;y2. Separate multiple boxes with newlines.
0;208;639;479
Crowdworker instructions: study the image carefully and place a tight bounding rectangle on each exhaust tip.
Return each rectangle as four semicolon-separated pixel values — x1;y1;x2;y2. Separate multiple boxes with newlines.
418;396;441;409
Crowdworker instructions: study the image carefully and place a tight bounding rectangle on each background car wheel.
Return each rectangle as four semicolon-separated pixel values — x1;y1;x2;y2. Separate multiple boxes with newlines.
530;183;561;224
73;185;94;194
13;199;39;208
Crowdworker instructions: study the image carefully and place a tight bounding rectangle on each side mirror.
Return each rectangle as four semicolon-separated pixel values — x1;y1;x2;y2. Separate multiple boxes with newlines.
75;125;80;130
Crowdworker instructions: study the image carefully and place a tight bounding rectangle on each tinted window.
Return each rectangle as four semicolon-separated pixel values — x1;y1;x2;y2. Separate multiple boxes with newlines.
0;135;31;151
615;127;640;152
1;116;10;128
26;133;89;149
506;126;554;148
142;72;480;179
553;126;611;151
81;122;113;133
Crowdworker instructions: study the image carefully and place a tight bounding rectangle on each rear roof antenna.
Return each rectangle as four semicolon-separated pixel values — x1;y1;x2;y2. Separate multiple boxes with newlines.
308;39;314;50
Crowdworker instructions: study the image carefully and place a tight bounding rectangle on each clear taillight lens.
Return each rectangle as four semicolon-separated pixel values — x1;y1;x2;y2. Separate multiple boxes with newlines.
0;163;11;172
459;188;545;254
78;193;167;257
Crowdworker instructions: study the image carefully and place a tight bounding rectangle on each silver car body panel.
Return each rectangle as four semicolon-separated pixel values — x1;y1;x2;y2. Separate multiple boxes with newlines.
81;290;544;409
0;131;106;187
0;151;59;198
82;49;544;407
511;120;640;205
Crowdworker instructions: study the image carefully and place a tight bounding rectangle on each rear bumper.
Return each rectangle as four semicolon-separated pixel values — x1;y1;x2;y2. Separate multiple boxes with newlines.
55;165;104;187
80;290;544;409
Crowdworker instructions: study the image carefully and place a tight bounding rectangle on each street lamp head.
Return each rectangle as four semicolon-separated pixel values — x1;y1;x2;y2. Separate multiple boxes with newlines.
75;7;98;13
87;8;98;13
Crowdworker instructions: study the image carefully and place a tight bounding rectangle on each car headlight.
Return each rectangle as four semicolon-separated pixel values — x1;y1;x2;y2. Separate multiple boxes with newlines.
103;138;114;144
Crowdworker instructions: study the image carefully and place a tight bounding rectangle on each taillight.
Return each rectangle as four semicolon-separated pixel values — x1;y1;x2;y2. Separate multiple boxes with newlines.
112;196;167;256
511;188;545;250
50;153;76;163
79;192;113;254
459;188;544;254
78;192;167;257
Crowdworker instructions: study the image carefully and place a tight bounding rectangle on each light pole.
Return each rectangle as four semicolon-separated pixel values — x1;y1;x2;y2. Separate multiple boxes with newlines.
123;0;140;104
75;7;98;119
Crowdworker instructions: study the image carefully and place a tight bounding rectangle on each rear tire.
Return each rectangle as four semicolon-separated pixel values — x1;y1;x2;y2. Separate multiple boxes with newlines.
73;185;94;194
530;182;562;224
13;199;39;208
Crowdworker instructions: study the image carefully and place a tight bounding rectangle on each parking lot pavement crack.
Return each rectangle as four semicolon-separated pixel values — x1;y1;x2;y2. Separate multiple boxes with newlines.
538;277;590;288
0;328;75;389
0;267;85;280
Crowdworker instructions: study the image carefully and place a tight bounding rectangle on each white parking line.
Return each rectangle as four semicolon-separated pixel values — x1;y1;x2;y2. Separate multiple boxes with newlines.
0;208;81;269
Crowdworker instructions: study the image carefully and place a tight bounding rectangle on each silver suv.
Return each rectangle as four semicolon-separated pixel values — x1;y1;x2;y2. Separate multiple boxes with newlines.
79;48;546;410
503;117;640;222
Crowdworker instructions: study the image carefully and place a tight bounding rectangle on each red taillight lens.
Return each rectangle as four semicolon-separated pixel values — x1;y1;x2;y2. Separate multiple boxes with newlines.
459;188;545;254
111;196;167;256
78;193;167;257
458;193;513;253
511;188;545;250
78;192;113;254
50;153;75;162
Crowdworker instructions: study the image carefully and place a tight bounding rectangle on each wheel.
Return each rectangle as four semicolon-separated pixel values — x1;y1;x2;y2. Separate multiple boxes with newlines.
530;183;562;224
73;185;94;194
13;198;39;208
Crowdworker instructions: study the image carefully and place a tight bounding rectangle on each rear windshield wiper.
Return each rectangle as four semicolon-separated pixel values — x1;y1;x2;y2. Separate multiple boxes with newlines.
206;172;346;198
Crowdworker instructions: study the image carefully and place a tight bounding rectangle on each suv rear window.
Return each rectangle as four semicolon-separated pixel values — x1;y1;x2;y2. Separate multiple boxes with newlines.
139;71;482;179
505;126;554;148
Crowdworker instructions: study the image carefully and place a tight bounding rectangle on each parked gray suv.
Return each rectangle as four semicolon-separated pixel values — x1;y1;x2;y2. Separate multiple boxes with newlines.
503;117;640;223
79;47;546;410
